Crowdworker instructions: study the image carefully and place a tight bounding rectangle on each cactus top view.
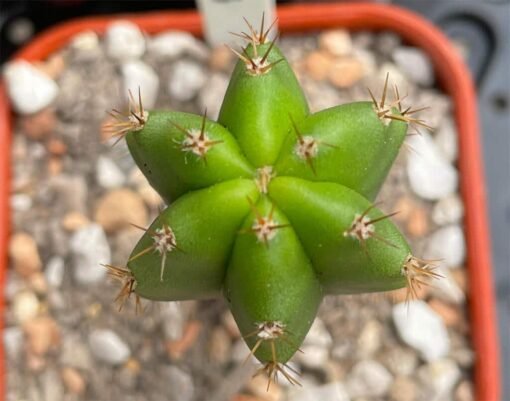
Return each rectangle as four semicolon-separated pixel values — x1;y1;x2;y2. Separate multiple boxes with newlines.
104;17;440;387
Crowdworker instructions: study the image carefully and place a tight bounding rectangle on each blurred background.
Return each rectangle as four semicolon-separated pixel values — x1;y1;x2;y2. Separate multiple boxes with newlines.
1;0;508;400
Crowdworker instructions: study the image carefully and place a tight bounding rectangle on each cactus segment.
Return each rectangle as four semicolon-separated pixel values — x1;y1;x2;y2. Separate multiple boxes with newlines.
219;41;309;167
128;179;259;301
268;177;410;294
274;102;408;200
225;197;322;364
126;110;254;202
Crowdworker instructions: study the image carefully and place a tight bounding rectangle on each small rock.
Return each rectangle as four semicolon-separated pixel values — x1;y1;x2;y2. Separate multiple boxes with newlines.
60;335;93;370
346;360;393;398
94;189;147;233
149;31;208;60
35;54;66;80
434;118;458;162
376;32;401;56
357;320;382;357
381;347;419;376
4;326;24;360
11;193;32;212
48;174;88;214
428;299;462;326
160;302;185;341
198;73;229;120
44;256;65;288
407;206;429;237
23;316;60;356
48;156;63;176
288;381;350;401
105;21;145;60
70;224;110;285
42;368;65;401
165;321;201;360
61;211;90;231
432;194;464;226
121;60;159;109
389;376;418;401
393;301;450;362
61;367;86;395
352;31;374;49
247;374;283;401
222;310;241;338
305;51;333;81
417;359;461;401
4;60;59;114
208;327;231;364
46;137;67;156
393;46;434;87
319;29;353;56
231;339;253;364
168;60;207;102
96;155;126;189
162;366;194;401
454;380;474;401
297;318;332;369
13;290;40;324
209;45;235;72
407;131;458;200
70;30;101;61
328;58;364;88
89;329;131;365
19;107;57;140
28;272;48;294
425;225;466;268
9;232;42;277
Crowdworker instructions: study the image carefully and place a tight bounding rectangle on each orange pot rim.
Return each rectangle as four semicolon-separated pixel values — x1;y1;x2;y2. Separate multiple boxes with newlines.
0;3;500;400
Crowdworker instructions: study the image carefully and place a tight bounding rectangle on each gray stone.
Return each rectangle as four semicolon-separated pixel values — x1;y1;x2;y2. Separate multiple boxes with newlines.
297;318;333;369
393;46;434;87
105;20;145;60
346;360;393;398
288;381;350;401
381;347;419;376
167;60;206;102
393;301;450;362
121;60;159;109
96;156;126;189
44;256;65;288
89;329;131;366
418;359;461;401
160;302;184;341
42;368;64;401
3;60;59;114
70;224;110;285
407;131;458;200
425;225;466;268
149;31;208;60
161;366;194;401
432;194;464;226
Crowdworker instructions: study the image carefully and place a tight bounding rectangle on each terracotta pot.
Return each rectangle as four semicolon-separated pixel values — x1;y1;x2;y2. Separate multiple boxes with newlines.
0;3;500;400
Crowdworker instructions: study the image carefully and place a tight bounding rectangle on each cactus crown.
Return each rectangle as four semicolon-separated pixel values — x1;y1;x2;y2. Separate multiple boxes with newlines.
104;18;440;387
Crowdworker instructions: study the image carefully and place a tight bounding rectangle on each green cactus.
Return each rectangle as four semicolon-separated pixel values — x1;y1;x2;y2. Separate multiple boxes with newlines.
104;19;440;385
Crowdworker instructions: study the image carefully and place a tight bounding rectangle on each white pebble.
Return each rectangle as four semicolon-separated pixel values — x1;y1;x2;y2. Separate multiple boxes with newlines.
3;60;58;114
121;60;159;109
393;301;450;362
425;225;466;268
418;359;461;401
168;60;206;102
346;359;393;398
10;193;32;212
148;31;209;60
198;73;229;120
432;195;464;226
319;29;353;56
89;329;131;365
70;224;110;285
105;21;145;60
70;31;101;61
297;318;333;369
45;256;65;288
4;326;24;360
394;46;434;87
407;131;458;200
430;266;465;305
13;291;40;324
434;118;458;162
96;156;126;189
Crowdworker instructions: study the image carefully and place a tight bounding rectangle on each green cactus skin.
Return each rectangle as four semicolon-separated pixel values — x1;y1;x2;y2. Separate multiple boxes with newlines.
105;21;439;385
